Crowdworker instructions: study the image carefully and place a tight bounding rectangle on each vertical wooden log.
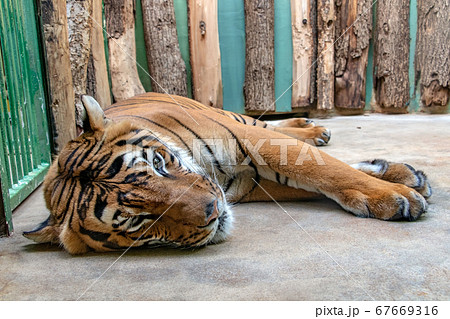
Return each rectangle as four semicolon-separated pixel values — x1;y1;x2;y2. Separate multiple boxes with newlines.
291;0;314;107
67;0;93;126
334;0;372;114
415;0;450;113
374;0;410;113
317;0;335;112
86;0;112;108
188;0;222;108
244;0;275;112
104;0;145;102
39;0;76;152
142;0;188;97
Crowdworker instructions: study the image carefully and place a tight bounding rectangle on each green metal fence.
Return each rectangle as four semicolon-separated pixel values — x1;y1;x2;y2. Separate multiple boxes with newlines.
0;0;51;235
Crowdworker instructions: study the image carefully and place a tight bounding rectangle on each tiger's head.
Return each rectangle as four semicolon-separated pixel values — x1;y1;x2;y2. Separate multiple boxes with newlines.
24;96;233;254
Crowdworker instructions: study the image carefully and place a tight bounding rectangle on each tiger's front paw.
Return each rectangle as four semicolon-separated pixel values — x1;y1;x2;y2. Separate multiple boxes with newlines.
277;118;316;128
352;159;432;199
274;126;331;146
305;126;331;146
338;182;428;221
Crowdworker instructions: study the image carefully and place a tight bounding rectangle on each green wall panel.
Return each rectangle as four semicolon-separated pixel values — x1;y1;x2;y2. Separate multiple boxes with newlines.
218;0;246;113
274;0;293;112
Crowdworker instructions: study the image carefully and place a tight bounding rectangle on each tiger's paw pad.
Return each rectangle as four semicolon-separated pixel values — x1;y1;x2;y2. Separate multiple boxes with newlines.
306;127;331;146
341;184;428;221
352;159;432;199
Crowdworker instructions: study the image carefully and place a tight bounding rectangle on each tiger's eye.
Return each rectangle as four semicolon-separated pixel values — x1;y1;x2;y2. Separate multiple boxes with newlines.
153;153;164;169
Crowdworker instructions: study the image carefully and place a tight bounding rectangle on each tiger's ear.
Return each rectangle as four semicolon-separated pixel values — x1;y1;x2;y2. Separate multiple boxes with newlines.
23;215;60;244
80;95;108;133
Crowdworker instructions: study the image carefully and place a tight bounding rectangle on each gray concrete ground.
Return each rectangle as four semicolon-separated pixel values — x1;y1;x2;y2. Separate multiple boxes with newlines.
0;114;449;300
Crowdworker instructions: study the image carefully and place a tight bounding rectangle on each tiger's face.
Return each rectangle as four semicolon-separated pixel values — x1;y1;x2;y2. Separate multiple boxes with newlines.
24;96;233;254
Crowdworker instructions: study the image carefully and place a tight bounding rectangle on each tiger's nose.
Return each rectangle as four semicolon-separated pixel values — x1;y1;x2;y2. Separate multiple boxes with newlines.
205;200;219;225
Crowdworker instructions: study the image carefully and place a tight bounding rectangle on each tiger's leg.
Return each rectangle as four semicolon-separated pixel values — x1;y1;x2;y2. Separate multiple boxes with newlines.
228;123;428;221
221;110;331;146
239;179;322;202
235;160;432;203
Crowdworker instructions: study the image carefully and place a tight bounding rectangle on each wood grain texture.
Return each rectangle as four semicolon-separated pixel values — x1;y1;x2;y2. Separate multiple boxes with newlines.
39;0;76;152
86;0;112;109
67;0;92;126
188;0;222;108
244;0;275;112
374;0;410;113
334;0;372;114
317;0;335;111
142;0;188;97
291;0;314;107
104;0;145;102
415;0;450;113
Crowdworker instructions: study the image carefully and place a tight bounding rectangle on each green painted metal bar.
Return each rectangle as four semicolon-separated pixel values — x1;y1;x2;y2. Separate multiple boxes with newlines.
0;0;52;213
8;0;33;175
274;0;293;112
0;43;12;236
0;43;14;190
0;171;13;236
9;164;49;210
20;0;52;165
14;0;40;170
217;0;245;113
0;0;21;185
173;0;192;99
135;0;152;92
0;0;29;180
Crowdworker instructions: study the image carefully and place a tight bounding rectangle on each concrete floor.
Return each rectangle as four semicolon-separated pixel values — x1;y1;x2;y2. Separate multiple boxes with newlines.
0;114;449;300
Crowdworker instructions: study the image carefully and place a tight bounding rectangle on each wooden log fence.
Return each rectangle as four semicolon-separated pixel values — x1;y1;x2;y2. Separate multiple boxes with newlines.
374;0;410;113
243;0;275;112
39;0;76;152
415;0;450;113
291;0;315;108
36;0;449;153
188;0;223;108
87;0;111;108
142;0;187;96
104;0;145;102
334;0;372;114
316;0;335;112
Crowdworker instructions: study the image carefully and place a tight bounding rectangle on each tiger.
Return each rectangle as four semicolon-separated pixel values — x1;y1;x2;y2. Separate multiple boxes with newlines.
23;93;432;254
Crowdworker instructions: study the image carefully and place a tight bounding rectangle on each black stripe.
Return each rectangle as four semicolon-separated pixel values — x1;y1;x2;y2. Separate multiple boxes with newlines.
236;114;246;124
223;176;235;193
116;115;194;157
94;190;107;222
230;113;241;123
129;134;157;145
275;172;281;184
166;115;227;175
106;155;124;178
58;179;78;223
79;225;111;242
202;115;261;202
